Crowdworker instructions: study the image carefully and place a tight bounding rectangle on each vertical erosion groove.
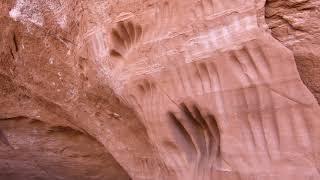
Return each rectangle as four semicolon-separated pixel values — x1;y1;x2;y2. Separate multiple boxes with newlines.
167;102;222;165
0;129;12;148
167;111;198;154
110;21;143;59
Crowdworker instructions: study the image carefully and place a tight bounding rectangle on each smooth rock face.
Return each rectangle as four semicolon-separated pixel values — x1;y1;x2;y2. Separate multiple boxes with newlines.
0;0;319;179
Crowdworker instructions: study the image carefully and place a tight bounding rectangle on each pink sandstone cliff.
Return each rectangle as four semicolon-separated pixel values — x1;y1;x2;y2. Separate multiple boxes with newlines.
0;0;319;179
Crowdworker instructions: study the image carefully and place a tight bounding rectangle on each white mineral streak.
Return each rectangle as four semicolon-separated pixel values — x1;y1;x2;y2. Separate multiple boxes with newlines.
85;27;124;93
9;0;44;26
57;14;67;29
115;12;135;22
49;57;54;64
47;0;68;29
9;0;67;28
88;29;112;79
81;1;130;95
91;31;108;58
184;15;258;63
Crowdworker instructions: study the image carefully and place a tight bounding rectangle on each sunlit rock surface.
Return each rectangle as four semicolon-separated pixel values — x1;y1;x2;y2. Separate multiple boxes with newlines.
0;0;319;179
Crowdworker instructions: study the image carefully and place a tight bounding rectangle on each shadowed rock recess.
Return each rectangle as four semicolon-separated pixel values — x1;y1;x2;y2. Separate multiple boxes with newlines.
0;0;319;179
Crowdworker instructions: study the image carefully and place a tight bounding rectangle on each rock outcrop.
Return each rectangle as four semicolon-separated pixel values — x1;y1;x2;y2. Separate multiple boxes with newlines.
0;117;129;180
0;0;319;179
265;0;320;103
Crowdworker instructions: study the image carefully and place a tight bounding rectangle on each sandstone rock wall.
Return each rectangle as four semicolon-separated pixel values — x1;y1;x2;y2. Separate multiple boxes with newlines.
266;0;320;103
0;0;319;179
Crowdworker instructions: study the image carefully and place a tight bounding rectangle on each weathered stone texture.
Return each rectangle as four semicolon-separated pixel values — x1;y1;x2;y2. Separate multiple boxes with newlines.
0;0;319;179
266;0;320;103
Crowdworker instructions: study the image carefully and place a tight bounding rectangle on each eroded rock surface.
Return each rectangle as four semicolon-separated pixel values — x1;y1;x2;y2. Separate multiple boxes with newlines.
0;0;319;179
0;117;129;180
266;0;320;102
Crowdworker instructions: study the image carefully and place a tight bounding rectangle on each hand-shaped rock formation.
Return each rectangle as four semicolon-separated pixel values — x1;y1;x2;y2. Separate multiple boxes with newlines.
103;0;320;179
1;0;320;179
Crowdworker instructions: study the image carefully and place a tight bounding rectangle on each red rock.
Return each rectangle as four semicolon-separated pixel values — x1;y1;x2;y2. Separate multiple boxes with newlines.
0;0;319;179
